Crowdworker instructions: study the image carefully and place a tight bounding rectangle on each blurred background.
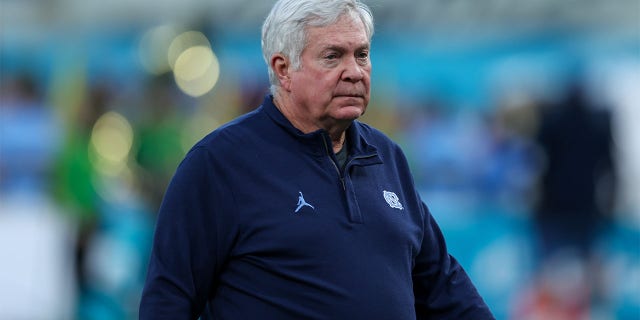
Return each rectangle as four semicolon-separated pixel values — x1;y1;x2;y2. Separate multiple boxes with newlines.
1;0;639;319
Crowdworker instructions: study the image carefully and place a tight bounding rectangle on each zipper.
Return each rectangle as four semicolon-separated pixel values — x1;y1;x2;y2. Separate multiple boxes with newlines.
322;134;377;190
321;132;378;224
322;136;346;190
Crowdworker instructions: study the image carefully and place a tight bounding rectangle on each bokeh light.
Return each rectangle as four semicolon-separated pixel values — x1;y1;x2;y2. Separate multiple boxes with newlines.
89;111;134;176
173;45;220;97
139;28;220;97
167;31;211;70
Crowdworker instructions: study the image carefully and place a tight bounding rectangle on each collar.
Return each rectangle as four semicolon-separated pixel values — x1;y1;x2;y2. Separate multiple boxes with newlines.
261;94;380;162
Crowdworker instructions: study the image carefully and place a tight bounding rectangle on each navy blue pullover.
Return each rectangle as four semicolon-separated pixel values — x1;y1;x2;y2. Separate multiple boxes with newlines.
140;96;494;319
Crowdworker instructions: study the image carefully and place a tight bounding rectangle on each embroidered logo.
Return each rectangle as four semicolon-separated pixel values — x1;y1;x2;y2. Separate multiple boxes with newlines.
383;190;403;210
295;191;315;213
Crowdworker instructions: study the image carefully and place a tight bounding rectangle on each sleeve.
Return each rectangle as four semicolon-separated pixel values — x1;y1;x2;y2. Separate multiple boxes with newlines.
139;147;237;319
412;202;495;319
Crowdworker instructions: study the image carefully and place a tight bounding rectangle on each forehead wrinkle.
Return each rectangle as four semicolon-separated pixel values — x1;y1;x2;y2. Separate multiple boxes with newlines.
310;30;370;52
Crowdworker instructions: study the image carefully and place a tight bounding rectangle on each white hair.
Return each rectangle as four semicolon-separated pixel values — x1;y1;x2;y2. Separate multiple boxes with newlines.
261;0;374;95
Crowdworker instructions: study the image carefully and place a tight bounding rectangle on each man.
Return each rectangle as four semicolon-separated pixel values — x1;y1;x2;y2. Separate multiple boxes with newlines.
140;0;494;319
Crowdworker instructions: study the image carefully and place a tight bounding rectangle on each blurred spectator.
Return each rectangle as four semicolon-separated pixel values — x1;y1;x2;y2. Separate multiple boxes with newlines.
50;79;156;319
53;83;110;293
528;79;617;316
401;100;493;198
1;73;62;192
534;81;616;258
485;94;541;212
134;74;186;211
0;72;75;319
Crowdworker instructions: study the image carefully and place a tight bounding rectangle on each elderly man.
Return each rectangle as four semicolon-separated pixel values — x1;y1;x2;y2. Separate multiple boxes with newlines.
139;0;494;319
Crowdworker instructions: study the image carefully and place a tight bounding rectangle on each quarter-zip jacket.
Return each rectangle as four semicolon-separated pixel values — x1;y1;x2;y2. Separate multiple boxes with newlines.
140;95;494;320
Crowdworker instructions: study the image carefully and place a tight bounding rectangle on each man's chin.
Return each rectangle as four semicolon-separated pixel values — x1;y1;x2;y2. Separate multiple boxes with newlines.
335;106;366;120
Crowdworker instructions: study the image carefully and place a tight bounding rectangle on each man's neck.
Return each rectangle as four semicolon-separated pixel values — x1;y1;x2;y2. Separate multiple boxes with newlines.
273;93;349;153
330;133;346;153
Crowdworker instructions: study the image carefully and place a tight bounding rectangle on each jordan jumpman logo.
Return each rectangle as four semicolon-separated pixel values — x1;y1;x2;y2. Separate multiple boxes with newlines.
295;191;315;213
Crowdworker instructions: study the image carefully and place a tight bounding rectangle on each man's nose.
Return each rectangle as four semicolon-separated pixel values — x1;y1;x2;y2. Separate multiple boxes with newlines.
341;57;365;82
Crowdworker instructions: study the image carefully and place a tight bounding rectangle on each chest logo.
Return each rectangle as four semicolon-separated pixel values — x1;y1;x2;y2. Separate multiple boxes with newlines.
295;191;315;213
383;190;403;210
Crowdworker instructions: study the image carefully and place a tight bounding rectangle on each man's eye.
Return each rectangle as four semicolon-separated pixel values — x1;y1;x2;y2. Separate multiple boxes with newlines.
357;52;369;60
325;54;338;60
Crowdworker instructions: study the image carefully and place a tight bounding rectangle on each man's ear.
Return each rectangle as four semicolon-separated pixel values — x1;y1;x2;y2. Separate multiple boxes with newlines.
271;54;291;91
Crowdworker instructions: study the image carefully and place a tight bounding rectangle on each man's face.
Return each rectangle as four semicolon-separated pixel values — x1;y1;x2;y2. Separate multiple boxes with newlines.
287;14;371;128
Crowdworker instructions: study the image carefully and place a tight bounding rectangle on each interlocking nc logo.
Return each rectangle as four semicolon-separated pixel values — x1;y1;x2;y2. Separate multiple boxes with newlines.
383;190;403;210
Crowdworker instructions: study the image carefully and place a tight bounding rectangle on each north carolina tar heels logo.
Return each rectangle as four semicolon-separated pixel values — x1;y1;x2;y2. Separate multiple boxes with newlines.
295;191;315;213
383;190;403;210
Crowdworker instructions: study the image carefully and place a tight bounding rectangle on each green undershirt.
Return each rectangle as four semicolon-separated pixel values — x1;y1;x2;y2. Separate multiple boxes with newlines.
335;144;348;171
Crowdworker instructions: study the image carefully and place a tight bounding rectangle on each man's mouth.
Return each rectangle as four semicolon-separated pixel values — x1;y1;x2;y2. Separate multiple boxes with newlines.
334;93;363;98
